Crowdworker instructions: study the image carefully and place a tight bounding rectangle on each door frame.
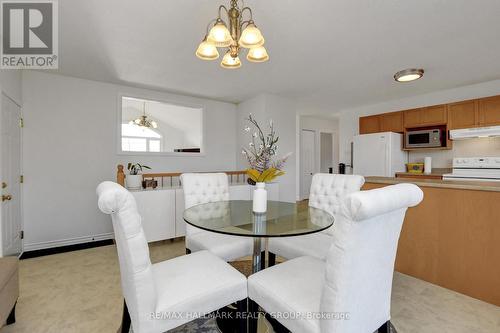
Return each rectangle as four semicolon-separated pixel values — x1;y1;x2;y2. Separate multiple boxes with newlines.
319;131;335;174
300;129;316;200
0;91;23;257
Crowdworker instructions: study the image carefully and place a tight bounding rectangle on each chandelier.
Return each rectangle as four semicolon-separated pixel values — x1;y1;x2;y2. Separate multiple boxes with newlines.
129;102;158;129
196;0;269;69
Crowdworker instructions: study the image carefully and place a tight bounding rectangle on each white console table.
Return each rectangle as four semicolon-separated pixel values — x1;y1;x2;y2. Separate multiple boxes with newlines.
131;183;279;243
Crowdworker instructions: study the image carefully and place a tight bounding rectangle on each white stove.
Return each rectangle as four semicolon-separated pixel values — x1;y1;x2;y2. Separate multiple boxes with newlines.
443;157;500;182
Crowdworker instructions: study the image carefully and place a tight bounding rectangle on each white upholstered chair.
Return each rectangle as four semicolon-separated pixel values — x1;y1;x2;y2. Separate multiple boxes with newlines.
181;173;257;262
268;174;365;262
96;181;247;333
249;183;424;333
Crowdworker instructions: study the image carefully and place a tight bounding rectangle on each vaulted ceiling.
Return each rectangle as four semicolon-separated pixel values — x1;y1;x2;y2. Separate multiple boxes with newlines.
55;0;500;115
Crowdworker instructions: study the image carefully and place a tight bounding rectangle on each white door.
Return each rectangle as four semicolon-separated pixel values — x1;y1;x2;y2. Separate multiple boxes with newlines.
301;129;315;199
1;93;23;256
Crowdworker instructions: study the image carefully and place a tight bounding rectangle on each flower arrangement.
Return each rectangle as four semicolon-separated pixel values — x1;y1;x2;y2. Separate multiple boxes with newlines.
242;114;291;184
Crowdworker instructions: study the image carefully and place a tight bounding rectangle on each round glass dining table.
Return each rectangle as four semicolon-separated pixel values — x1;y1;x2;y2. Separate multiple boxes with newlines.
183;200;334;273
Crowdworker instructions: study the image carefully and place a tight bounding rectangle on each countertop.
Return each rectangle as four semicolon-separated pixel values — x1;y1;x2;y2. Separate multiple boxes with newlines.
395;168;451;177
365;176;500;192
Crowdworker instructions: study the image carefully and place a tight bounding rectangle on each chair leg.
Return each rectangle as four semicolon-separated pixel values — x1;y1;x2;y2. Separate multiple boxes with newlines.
236;299;248;333
260;251;266;270
378;320;391;333
185;248;191;254
6;301;16;325
248;299;259;333
265;312;291;333
268;252;276;267
120;300;131;333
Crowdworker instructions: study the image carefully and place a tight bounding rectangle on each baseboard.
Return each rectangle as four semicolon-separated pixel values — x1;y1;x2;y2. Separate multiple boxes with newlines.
23;232;114;253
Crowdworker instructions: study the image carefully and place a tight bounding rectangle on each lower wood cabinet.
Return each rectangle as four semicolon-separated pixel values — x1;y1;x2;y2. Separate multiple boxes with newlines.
364;182;500;307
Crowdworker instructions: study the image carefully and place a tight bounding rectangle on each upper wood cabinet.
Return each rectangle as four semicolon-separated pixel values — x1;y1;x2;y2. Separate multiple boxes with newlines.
380;111;403;132
404;105;447;128
358;94;500;135
421;105;447;125
359;115;380;134
403;108;422;127
478;95;500;126
448;100;478;130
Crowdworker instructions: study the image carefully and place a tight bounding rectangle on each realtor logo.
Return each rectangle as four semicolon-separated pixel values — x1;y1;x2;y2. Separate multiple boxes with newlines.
1;0;58;68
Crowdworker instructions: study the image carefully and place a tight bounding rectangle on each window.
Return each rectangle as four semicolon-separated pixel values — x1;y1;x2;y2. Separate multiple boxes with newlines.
120;96;203;154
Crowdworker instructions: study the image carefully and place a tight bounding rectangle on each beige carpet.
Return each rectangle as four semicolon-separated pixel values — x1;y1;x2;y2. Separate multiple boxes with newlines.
1;239;499;333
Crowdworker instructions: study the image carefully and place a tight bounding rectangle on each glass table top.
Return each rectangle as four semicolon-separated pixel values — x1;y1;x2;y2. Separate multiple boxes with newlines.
183;200;334;238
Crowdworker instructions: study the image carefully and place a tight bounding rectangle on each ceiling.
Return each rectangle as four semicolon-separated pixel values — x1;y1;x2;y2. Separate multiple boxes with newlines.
55;0;500;116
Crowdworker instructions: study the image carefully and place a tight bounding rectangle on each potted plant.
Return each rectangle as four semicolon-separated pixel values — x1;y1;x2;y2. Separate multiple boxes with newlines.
126;163;151;189
242;115;291;213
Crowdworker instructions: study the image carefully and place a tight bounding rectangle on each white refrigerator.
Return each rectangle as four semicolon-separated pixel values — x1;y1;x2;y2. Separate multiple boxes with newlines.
352;132;407;177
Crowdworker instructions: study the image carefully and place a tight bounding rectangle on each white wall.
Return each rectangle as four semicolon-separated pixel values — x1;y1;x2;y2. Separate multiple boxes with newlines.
339;79;500;171
22;71;238;250
236;94;298;203
409;138;500;168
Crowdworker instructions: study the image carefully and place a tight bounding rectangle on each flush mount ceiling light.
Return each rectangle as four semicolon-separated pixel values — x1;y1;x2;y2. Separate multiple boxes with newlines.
129;102;158;129
196;0;269;69
394;68;424;82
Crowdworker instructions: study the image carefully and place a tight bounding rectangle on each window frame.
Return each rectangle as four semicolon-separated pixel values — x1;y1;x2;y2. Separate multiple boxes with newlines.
116;93;205;156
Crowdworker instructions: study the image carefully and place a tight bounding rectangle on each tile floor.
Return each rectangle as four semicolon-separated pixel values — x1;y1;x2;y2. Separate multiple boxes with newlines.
1;239;499;333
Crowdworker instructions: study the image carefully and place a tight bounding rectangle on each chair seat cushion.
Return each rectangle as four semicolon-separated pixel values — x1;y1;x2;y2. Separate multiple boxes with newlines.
152;250;247;331
187;230;254;262
248;256;325;333
268;233;333;260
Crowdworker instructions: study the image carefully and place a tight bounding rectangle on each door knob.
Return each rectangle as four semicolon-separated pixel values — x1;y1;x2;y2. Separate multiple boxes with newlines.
2;194;12;202
1;182;6;189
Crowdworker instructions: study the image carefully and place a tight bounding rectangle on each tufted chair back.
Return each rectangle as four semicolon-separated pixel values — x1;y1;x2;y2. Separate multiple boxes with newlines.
308;174;365;235
181;173;230;237
320;183;423;333
96;181;156;333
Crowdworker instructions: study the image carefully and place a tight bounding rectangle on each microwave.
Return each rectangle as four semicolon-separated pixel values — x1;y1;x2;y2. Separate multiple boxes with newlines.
405;129;443;148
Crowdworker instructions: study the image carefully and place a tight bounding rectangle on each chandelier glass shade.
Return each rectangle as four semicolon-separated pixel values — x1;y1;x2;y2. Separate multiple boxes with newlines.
247;46;269;62
196;0;268;69
196;38;220;60
129;102;158;129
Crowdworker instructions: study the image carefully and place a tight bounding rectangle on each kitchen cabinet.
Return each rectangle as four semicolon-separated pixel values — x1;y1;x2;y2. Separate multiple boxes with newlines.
478;95;500;126
380;111;404;132
359;115;380;134
404;105;447;128
363;182;500;307
421;105;447;125
358;94;500;135
403;108;422;127
448;100;478;129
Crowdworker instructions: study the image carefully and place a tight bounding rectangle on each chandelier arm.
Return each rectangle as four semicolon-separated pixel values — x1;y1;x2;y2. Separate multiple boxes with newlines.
240;20;252;30
205;18;218;35
240;7;253;21
218;5;229;21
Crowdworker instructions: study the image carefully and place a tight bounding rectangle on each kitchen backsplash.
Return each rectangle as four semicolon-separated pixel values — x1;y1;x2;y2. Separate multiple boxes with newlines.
409;137;500;168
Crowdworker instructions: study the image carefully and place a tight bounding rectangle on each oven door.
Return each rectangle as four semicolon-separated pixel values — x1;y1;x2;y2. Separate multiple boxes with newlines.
406;130;442;148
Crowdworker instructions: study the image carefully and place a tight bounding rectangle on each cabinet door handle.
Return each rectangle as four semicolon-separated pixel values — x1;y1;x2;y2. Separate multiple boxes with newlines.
2;194;12;201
